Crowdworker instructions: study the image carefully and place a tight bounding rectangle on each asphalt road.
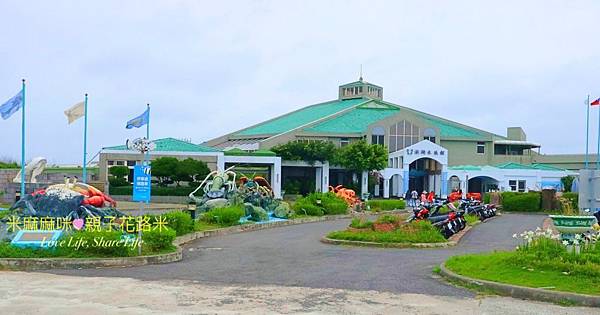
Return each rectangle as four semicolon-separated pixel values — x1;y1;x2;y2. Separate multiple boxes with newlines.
47;213;545;297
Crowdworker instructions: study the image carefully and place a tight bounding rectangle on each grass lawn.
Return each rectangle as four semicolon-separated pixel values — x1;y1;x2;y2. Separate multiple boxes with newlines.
194;221;225;232
446;251;600;296
464;214;480;225
327;220;447;243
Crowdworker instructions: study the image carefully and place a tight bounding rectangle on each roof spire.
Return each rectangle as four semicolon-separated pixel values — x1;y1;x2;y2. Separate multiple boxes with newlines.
359;64;363;81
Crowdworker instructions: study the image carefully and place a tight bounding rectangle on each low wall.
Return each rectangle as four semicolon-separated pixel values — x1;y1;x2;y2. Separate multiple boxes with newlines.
110;195;189;204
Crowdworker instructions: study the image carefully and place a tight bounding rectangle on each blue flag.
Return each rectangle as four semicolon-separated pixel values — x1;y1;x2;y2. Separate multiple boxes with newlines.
126;108;149;129
0;90;23;120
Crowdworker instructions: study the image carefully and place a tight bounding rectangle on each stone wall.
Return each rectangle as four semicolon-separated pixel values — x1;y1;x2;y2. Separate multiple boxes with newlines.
0;169;96;204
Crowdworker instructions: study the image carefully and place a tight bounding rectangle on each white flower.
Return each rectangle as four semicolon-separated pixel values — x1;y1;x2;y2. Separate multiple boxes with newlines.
512;234;518;239
573;240;580;246
575;234;582;240
562;240;569;246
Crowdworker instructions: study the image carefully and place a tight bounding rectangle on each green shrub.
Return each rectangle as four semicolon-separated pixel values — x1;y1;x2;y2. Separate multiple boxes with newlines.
108;177;128;187
375;214;400;224
350;217;373;229
292;192;348;216
203;205;245;226
142;228;176;252
562;192;579;210
162;211;194;236
293;201;324;216
483;193;491;204
501;192;541;212
367;199;406;212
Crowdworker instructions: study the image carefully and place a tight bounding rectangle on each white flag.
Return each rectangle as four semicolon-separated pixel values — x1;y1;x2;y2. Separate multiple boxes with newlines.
64;101;85;124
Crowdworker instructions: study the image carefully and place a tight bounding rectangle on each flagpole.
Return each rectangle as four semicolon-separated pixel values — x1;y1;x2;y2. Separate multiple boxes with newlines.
20;79;26;196
585;94;590;169
597;99;600;170
83;93;88;183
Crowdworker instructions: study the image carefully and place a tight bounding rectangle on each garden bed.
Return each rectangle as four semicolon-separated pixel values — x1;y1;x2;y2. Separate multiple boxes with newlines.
444;227;600;300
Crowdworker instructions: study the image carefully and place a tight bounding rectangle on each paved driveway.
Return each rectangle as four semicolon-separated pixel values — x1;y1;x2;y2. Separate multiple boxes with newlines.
47;213;545;297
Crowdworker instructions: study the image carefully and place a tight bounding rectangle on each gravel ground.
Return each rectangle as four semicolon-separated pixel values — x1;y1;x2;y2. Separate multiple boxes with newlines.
1;271;598;315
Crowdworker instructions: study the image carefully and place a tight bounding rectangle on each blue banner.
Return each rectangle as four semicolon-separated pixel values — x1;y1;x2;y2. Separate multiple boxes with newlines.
0;89;23;120
133;164;151;202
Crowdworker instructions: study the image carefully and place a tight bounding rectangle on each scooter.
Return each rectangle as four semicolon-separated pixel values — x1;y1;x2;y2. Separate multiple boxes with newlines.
409;201;466;238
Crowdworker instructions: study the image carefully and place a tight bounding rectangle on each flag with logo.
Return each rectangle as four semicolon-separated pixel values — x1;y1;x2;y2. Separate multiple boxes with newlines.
0;90;23;120
126;108;149;129
591;97;600;106
64;101;85;124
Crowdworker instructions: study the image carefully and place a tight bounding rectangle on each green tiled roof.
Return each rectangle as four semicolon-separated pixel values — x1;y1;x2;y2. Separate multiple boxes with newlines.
416;114;488;139
304;107;399;134
104;137;219;152
495;162;535;170
448;165;483;171
224;148;276;156
531;163;567;171
235;98;369;136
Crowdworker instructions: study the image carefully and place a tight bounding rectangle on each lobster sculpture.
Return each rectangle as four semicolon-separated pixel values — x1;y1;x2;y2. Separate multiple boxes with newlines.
329;185;359;206
188;166;237;206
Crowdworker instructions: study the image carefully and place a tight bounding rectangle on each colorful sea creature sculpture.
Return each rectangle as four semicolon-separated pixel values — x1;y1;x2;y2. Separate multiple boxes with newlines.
9;177;121;219
188;166;237;210
329;185;359;206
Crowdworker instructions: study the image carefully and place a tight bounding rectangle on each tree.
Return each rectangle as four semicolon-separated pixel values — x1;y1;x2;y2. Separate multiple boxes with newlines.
151;157;179;186
174;158;210;186
561;175;575;192
108;166;129;187
272;140;336;165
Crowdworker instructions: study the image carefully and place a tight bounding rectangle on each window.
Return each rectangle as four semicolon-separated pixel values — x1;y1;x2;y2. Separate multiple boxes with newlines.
494;144;524;155
127;160;136;166
388;120;420;152
371;126;385;145
116;161;124;166
509;180;526;192
371;135;384;145
340;138;349;147
107;160;114;166
477;142;485;154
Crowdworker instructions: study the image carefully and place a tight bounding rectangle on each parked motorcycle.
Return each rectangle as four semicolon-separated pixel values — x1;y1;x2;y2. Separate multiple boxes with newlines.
408;200;466;238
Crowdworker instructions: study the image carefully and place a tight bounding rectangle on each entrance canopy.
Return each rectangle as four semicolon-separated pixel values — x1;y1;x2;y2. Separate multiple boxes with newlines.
381;140;450;198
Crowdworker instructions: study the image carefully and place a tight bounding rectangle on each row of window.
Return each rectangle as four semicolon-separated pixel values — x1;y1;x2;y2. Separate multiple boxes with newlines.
107;160;137;167
509;180;526;192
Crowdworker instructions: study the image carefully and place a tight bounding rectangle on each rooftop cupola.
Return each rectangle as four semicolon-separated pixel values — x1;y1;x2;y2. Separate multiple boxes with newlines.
338;77;383;100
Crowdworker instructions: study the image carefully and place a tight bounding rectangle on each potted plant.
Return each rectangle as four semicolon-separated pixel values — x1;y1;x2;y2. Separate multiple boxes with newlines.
549;198;597;240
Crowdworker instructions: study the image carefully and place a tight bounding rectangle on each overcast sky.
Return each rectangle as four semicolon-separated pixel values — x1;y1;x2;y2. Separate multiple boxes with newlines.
1;0;599;165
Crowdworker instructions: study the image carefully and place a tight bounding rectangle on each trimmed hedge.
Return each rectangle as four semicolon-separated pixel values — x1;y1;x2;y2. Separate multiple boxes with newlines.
109;185;199;197
367;199;406;212
501;192;541;212
162;211;194;236
293;192;348;216
203;205;245;226
142;228;176;252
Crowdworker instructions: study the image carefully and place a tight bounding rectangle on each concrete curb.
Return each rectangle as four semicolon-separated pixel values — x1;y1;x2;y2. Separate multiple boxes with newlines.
319;213;501;249
0;248;182;271
320;221;477;249
0;212;361;271
439;262;600;307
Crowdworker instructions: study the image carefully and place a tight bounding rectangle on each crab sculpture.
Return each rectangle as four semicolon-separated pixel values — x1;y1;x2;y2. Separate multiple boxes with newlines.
188;166;237;208
9;177;121;219
329;185;359;207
